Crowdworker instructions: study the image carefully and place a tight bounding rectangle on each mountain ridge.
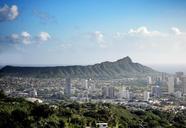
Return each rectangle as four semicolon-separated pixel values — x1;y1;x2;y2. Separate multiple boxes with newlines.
0;56;159;79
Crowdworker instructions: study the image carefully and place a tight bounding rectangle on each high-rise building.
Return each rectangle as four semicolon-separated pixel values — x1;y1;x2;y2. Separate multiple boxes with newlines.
176;72;184;78
64;78;71;97
151;85;161;97
175;77;182;85
108;87;115;98
82;79;88;89
160;81;168;96
167;76;174;94
29;88;37;97
175;72;184;92
102;87;108;98
161;73;167;81
143;91;150;101
182;76;186;95
102;86;115;99
120;86;130;100
147;76;153;85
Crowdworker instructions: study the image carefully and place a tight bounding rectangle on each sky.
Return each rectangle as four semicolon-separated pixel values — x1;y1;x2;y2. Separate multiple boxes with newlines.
0;0;186;67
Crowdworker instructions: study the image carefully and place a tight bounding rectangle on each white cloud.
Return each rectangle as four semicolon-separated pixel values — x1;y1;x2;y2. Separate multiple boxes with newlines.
10;33;19;42
21;32;31;45
94;31;104;42
128;26;162;36
10;5;18;19
129;26;150;34
171;27;181;35
0;4;19;22
171;27;186;35
91;31;107;48
38;32;51;42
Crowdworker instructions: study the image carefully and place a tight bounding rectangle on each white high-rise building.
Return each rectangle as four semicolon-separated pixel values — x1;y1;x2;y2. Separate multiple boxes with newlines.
83;79;88;89
147;76;153;85
120;86;130;100
167;76;174;94
119;87;130;100
30;88;37;97
175;77;182;85
143;91;150;101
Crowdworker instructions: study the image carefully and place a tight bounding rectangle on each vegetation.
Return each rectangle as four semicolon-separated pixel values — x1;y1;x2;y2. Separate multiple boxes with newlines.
0;91;186;128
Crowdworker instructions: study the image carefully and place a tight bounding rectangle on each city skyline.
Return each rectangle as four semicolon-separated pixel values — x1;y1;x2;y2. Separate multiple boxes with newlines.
0;0;186;65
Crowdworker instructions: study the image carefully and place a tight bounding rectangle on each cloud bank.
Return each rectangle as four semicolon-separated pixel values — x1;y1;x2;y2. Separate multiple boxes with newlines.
83;26;186;64
0;31;51;45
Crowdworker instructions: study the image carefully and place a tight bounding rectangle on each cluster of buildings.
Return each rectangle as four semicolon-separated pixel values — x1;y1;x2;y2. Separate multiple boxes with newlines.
0;72;186;110
62;72;186;104
147;72;186;99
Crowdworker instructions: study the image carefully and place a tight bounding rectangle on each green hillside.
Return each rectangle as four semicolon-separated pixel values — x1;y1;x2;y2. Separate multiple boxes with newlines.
0;91;185;128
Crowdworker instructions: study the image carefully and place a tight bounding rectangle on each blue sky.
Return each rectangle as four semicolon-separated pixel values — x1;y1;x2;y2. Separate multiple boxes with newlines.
0;0;186;66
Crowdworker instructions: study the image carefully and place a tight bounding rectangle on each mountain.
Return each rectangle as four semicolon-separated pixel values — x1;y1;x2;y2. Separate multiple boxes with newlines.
0;56;159;79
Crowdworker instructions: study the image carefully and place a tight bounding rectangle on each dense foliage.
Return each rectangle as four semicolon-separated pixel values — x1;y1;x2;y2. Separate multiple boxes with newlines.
0;91;186;128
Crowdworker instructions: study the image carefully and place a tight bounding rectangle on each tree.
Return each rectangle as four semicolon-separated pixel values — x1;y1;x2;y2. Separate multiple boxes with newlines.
11;109;28;122
31;104;54;120
0;90;6;99
0;111;14;128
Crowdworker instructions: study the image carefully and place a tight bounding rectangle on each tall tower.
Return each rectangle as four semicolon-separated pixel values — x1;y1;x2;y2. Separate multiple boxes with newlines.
64;78;71;97
167;76;174;94
144;91;150;101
